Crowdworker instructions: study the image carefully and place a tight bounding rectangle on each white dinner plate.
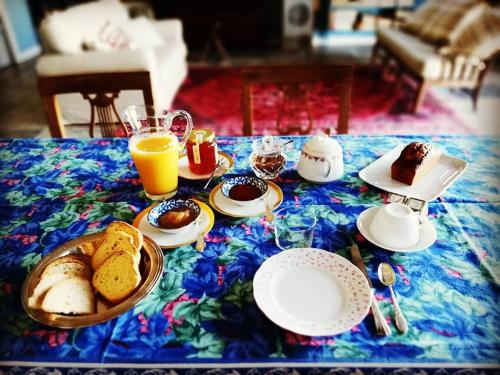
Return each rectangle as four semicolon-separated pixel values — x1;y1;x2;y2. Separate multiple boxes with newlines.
358;145;468;202
133;200;215;249
178;151;233;180
357;206;437;252
209;181;283;218
253;248;371;337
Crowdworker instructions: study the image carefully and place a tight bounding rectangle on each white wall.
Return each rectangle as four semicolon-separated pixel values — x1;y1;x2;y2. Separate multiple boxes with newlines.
0;0;41;64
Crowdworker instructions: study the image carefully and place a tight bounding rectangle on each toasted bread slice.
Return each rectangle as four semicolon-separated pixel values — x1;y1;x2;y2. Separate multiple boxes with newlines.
41;276;95;315
28;255;92;309
91;230;140;270
92;251;141;304
106;221;143;251
79;241;100;256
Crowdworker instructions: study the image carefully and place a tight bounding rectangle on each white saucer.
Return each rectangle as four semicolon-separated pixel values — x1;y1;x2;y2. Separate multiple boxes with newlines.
209;181;283;218
133;200;215;249
357;206;437;252
253;248;371;337
178;151;233;180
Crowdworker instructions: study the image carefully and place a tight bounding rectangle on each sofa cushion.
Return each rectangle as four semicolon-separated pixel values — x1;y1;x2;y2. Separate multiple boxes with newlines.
84;17;164;51
121;17;164;49
400;0;441;36
40;0;129;54
83;21;132;51
439;7;500;60
377;28;454;80
420;0;485;46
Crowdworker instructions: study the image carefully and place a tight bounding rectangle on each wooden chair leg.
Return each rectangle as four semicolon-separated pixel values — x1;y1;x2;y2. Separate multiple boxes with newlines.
471;63;489;112
370;42;380;65
412;80;428;114
391;68;404;94
42;95;66;138
142;84;154;108
471;88;480;111
242;81;253;136
381;53;391;81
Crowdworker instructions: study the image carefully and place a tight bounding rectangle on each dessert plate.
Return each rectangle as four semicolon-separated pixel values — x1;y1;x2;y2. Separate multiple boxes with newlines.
178;151;234;180
133;200;215;249
253;248;371;337
359;145;468;202
357;206;437;252
209;181;283;218
22;232;163;329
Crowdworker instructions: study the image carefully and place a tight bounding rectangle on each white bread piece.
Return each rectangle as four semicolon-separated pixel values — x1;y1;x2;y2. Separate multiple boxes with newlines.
42;254;90;278
92;251;141;304
28;255;91;309
41;276;95;315
91;230;140;270
106;221;143;251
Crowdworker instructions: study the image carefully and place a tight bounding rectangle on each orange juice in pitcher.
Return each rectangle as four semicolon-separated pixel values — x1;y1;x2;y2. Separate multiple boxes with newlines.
126;106;193;200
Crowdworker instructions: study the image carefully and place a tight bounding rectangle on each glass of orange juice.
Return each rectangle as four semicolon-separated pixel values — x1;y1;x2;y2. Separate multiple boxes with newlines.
126;105;193;200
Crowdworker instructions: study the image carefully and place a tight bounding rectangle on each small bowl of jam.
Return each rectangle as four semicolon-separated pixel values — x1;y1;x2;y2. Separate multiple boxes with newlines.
148;199;201;234
221;176;268;207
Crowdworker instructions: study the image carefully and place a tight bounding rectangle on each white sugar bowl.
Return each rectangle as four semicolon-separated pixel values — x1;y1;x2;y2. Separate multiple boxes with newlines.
297;134;344;183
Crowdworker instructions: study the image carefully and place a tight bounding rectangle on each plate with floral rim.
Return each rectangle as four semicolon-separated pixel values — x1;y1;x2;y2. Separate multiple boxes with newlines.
253;248;371;337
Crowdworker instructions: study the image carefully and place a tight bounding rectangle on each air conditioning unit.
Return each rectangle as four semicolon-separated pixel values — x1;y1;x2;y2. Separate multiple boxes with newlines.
282;0;313;49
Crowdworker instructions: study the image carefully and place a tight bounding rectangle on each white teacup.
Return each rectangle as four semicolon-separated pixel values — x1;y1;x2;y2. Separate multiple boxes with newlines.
369;203;421;249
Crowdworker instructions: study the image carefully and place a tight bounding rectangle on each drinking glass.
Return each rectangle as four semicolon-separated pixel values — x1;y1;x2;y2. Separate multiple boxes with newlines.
274;206;317;251
126;105;193;200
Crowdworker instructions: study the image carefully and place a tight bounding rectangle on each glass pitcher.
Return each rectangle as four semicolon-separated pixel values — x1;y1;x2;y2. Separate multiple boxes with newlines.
125;105;193;200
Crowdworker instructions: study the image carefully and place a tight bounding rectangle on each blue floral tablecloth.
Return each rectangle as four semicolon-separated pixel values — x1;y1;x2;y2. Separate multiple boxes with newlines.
0;135;499;374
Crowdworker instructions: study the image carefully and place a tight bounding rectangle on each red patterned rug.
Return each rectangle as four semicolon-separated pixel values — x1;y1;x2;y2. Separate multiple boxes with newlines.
173;67;475;136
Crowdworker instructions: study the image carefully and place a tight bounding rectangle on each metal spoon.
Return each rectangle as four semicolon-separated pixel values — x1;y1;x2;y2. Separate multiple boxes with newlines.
194;219;206;252
203;158;223;189
378;263;408;334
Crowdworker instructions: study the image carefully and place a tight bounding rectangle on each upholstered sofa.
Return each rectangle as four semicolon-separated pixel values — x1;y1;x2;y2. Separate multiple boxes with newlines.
36;0;188;137
372;0;499;113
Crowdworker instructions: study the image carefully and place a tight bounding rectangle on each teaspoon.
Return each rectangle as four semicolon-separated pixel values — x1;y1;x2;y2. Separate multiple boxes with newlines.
203;158;223;189
378;262;408;334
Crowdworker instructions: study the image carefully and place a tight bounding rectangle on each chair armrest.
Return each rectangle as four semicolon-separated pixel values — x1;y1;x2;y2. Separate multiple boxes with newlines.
152;19;184;44
36;48;158;76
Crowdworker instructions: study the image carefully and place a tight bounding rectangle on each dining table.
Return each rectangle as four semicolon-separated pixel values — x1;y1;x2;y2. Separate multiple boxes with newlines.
0;134;499;374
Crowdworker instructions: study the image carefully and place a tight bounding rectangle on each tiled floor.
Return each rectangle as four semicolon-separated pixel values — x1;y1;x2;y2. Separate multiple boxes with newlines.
1;45;499;138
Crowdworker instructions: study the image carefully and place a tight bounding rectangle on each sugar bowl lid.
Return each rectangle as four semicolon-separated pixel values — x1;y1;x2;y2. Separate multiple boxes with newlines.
252;136;283;156
303;134;341;157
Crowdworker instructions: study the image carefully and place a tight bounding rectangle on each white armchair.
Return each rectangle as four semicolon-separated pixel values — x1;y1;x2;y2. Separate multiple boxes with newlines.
37;0;188;137
371;1;499;114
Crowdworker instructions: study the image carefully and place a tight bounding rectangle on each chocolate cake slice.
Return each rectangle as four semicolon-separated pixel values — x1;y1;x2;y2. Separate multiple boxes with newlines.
391;142;441;185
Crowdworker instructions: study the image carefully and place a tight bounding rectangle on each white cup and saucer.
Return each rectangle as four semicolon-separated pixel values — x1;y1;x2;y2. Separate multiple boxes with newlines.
356;202;437;252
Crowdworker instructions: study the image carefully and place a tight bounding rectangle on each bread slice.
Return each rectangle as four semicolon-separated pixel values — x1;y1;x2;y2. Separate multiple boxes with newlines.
28;255;91;309
91;230;140;270
79;241;100;256
92;251;141;303
42;254;90;278
106;221;143;251
41;276;95;315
